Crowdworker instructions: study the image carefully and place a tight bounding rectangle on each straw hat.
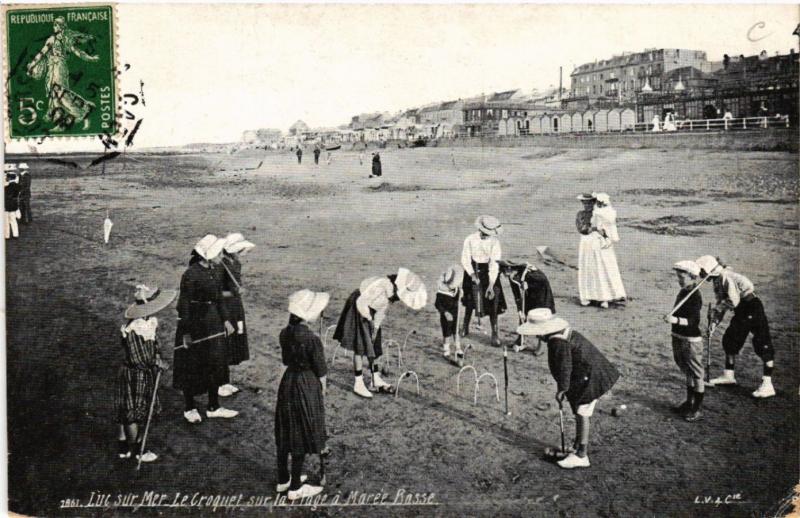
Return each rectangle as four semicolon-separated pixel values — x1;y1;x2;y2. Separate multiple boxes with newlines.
673;260;700;277
223;233;244;249
194;234;224;260
395;267;427;310
593;192;611;205
19;163;29;170
125;285;177;319
439;265;463;290
475;215;503;236
227;240;255;254
517;308;569;337
696;255;722;277
4;163;17;171
576;193;596;201
288;289;330;321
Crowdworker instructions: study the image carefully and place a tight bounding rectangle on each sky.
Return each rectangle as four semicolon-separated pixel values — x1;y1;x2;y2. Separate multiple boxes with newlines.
4;3;799;152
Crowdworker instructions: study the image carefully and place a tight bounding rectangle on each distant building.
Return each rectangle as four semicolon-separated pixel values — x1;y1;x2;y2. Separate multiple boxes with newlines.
243;128;283;145
462;90;557;136
569;49;713;107
418;100;465;138
288;120;310;136
634;50;798;124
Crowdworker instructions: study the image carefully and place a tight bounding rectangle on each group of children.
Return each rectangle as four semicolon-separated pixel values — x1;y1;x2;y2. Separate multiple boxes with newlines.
114;233;256;462
111;212;778;484
667;255;776;424
4;162;32;239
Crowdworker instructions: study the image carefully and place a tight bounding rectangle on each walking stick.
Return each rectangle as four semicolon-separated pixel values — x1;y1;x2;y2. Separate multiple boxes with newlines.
558;400;566;454
137;370;162;470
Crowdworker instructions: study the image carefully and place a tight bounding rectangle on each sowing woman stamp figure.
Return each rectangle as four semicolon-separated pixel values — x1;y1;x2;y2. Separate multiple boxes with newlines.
26;16;99;130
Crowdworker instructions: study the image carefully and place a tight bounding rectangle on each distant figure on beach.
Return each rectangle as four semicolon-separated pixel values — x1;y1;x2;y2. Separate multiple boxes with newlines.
651;115;661;132
664;113;677;132
359;151;365;166
296;147;303;164
313;147;321;165
370;152;382;178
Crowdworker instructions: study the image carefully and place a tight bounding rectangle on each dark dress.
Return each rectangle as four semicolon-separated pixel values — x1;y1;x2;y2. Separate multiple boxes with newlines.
275;322;328;455
222;255;250;365
115;319;160;424
547;330;620;413
332;289;383;359
461;261;507;317
173;262;231;395
18;172;31;223
509;268;556;315
371;154;382;176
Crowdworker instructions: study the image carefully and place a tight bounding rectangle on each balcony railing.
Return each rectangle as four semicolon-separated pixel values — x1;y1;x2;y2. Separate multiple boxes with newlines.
632;115;791;132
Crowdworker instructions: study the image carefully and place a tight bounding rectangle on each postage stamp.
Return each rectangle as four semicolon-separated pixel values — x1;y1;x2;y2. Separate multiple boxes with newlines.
4;4;116;139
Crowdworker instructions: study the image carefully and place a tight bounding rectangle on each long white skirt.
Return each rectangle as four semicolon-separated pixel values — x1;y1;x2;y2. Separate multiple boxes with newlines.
578;233;626;303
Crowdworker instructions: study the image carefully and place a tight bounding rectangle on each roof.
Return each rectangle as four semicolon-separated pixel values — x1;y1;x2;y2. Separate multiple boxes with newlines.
488;89;519;102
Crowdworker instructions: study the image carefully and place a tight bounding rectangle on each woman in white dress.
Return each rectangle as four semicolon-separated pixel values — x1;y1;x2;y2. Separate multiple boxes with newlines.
651;114;661;132
577;193;626;308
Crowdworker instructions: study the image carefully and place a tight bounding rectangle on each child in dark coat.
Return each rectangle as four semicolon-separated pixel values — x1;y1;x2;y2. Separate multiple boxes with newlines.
275;289;330;500
518;308;620;469
500;260;555;352
664;261;705;421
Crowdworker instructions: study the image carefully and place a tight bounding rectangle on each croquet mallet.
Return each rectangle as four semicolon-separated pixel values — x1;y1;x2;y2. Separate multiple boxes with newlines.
137;370;162;471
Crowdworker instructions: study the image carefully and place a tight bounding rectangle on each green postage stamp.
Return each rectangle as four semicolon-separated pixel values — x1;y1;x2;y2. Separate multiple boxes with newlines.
4;4;116;139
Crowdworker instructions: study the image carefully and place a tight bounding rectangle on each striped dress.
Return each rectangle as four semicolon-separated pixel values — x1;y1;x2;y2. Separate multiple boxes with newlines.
115;317;161;425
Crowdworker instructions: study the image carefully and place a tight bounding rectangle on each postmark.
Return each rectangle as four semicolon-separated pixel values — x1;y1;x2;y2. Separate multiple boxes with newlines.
4;4;117;139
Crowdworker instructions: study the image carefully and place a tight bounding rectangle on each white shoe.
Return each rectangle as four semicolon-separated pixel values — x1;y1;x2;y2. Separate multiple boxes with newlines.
709;369;737;386
353;376;373;398
580;300;590;307
372;372;393;390
276;475;307;493
136;451;158;463
557;453;591;469
218;384;240;397
288;484;323;501
206;407;238;418
183;409;202;423
600;301;609;309
752;377;776;398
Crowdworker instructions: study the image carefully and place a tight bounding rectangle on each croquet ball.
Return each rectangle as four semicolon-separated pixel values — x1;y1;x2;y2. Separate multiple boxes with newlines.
611;407;625;417
619;404;627;410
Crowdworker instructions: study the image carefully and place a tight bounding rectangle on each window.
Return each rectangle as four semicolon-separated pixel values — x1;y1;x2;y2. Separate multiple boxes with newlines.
502;109;508;119
610;72;616;79
600;74;604;80
600;85;604;94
